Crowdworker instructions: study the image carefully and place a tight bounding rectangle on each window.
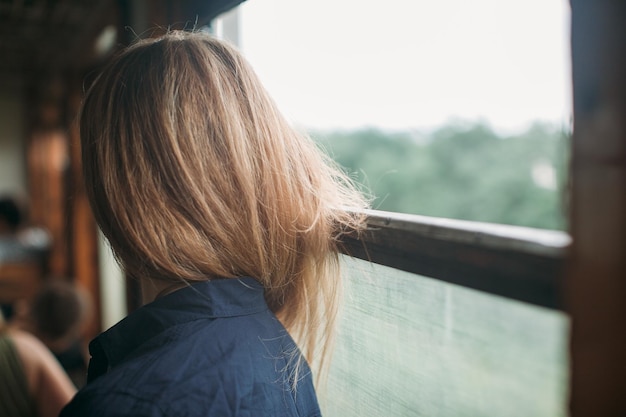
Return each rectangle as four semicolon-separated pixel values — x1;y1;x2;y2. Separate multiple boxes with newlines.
217;2;574;415
238;0;572;230
327;257;568;417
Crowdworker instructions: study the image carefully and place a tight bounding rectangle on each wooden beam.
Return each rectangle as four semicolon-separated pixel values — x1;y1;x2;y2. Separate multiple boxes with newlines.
340;210;569;310
568;1;626;416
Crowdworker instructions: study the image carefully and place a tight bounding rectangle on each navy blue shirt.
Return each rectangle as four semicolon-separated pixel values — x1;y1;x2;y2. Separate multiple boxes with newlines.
60;277;321;417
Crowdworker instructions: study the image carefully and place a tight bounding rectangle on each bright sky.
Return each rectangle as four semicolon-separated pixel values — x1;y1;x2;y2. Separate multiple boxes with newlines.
237;0;571;134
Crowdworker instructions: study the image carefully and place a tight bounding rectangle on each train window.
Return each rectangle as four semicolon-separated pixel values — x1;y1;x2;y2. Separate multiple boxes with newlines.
237;0;572;230
212;2;574;416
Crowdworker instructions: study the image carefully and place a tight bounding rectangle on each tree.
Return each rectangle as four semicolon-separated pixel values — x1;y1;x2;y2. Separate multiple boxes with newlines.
312;121;569;230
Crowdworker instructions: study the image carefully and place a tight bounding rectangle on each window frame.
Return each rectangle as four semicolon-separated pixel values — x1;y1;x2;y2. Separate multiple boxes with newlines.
339;209;569;310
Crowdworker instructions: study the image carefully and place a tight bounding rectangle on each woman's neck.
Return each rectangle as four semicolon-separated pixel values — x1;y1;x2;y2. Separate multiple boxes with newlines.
140;279;188;304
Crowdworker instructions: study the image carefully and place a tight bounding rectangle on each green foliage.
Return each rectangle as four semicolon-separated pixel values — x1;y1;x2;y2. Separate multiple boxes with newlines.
312;121;569;231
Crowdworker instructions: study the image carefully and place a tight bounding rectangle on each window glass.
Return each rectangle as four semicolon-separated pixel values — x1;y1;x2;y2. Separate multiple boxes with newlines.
325;256;569;417
238;0;572;230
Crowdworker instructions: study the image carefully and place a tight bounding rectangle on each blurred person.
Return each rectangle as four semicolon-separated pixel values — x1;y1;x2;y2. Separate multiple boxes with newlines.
0;195;51;250
60;30;367;417
0;196;23;235
13;280;92;389
0;310;76;417
0;196;31;267
0;196;50;322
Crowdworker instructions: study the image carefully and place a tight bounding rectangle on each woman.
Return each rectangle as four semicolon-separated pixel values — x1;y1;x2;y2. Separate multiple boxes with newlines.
61;31;367;416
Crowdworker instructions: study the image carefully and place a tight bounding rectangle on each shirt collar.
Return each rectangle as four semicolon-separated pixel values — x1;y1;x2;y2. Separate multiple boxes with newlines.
88;277;267;380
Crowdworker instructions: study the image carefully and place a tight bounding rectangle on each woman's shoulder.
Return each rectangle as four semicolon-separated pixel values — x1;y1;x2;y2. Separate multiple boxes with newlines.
9;329;50;386
8;328;77;417
65;317;320;417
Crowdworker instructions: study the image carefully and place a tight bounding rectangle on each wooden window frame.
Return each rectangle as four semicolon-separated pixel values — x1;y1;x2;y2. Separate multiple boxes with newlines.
338;2;626;415
339;209;569;310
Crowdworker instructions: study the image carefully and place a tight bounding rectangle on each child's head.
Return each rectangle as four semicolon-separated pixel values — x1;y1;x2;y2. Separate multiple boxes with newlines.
29;280;91;349
80;31;367;367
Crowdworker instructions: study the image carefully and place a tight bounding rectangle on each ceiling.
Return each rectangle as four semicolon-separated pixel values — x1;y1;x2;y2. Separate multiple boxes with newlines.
0;0;246;84
0;0;114;79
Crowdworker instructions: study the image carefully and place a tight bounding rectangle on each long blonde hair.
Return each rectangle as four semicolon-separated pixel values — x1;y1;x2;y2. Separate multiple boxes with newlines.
79;31;367;382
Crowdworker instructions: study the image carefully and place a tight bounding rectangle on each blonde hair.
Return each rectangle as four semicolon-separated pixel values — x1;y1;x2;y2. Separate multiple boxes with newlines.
79;31;367;383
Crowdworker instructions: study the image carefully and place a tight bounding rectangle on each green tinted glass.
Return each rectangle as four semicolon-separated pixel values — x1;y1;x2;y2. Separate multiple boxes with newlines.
323;256;569;417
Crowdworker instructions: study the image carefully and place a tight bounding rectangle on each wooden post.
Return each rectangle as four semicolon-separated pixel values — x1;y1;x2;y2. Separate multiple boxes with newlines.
25;76;69;278
568;1;626;415
67;78;102;340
